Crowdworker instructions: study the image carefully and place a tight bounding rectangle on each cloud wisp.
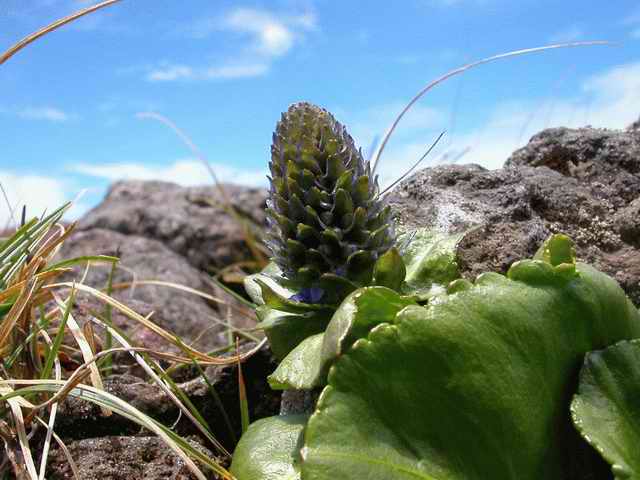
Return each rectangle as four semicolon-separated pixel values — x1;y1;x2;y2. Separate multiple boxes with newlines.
73;158;268;188
358;61;640;187
0;172;88;227
147;62;269;82
17;106;73;122
146;7;316;82
548;25;585;43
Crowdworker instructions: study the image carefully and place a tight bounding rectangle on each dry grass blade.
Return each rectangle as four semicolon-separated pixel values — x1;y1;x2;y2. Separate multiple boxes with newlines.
0;0;122;66
0;278;37;357
370;41;612;173
0;271;64;304
45;281;267;365
1;380;219;480
33;417;80;480
51;293;111;416
36;330;62;480
86;321;231;457
236;339;249;435
111;279;255;320
28;347;158;419
8;398;38;479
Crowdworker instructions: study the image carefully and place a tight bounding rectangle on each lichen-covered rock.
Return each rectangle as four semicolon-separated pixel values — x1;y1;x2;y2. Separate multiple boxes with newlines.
388;125;640;306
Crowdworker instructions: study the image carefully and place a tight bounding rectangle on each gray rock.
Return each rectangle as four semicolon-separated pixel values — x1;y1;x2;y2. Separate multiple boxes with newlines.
388;125;640;306
629;117;640;132
77;181;267;272
58;228;245;353
506;127;640;206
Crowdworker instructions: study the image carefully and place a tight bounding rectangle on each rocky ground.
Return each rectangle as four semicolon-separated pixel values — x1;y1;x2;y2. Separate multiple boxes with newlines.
389;122;640;305
44;120;639;478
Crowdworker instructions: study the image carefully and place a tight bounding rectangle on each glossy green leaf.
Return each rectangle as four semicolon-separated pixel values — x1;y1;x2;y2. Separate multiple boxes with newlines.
571;339;640;479
255;279;332;313
302;249;640;479
268;287;415;390
244;262;300;306
231;415;308;480
399;228;466;298
320;286;416;370
372;248;406;291
534;233;576;267
256;305;332;360
269;333;326;390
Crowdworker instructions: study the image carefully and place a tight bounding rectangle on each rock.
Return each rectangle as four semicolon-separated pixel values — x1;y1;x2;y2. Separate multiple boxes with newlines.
57;228;250;353
168;342;281;449
52;343;280;452
77;181;268;272
388;126;640;306
506;127;640;206
629;117;640;132
46;436;216;480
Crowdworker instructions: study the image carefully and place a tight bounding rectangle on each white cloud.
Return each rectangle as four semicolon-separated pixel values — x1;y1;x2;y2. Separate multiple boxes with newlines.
147;65;194;82
0;173;72;228
365;61;640;187
74;158;268;188
549;25;584;43
225;9;296;57
622;7;640;25
147;7;315;83
147;62;268;82
427;0;489;6
204;63;269;79
18;107;71;122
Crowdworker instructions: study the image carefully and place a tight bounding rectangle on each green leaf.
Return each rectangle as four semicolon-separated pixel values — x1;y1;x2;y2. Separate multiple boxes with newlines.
320;286;416;369
372;248;406;291
534;233;576;267
571;339;640;479
301;255;640;479
0;301;14;318
399;228;466;298
231;415;308;480
244;262;299;305
256;305;332;360
269;333;325;390
268;287;416;390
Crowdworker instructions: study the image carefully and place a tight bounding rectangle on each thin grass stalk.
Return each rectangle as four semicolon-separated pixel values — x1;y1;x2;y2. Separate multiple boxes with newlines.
371;41;611;173
88;318;230;457
236;340;249;435
102;259;118;375
36;330;61;480
51;293;111;415
135;111;267;267
0;0;123;66
0;381;219;480
45;281;267;364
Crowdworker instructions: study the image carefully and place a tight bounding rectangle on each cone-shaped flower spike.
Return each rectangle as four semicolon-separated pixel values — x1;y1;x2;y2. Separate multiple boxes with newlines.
266;102;395;301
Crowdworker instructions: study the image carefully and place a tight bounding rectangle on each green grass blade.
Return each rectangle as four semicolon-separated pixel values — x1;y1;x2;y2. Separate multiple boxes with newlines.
40;286;76;379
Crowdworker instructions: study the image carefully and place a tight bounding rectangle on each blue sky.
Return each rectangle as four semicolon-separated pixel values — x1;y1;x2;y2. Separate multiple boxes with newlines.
1;0;639;226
